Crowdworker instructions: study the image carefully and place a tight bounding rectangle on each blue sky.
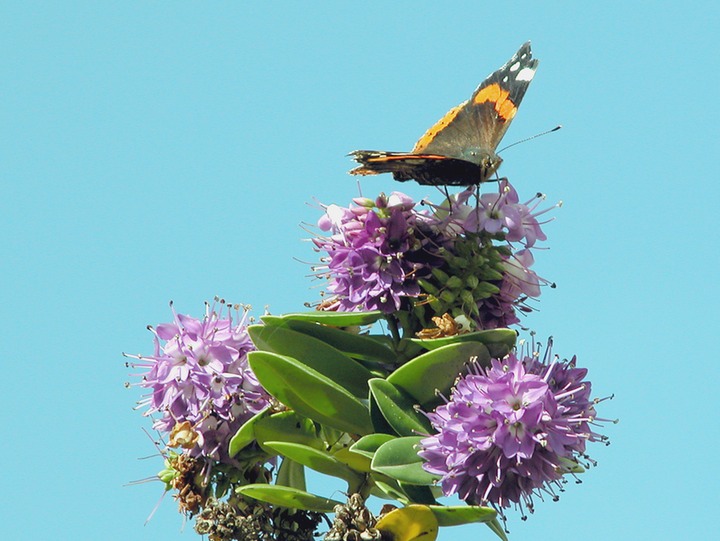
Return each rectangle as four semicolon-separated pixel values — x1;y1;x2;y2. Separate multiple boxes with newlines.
2;2;718;540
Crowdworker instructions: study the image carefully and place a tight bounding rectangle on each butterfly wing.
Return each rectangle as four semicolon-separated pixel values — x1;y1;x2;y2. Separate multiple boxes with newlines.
348;42;539;186
413;41;538;157
348;150;484;186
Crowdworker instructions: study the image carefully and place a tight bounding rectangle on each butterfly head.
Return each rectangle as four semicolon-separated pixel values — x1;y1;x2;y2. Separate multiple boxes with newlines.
460;147;502;182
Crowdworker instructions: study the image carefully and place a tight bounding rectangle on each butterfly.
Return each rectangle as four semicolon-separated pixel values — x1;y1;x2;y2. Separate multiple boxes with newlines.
349;42;538;186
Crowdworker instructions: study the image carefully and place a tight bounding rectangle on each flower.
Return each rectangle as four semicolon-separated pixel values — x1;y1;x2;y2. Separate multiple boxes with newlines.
418;339;608;514
313;193;443;313
126;300;270;463
313;182;557;332
474;249;543;329
445;181;552;248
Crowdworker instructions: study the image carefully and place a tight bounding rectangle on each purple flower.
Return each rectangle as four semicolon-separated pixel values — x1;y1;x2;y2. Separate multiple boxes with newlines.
313;182;557;331
313;193;441;313
475;249;544;329
444;181;553;248
419;339;607;514
126;300;270;463
426;184;553;329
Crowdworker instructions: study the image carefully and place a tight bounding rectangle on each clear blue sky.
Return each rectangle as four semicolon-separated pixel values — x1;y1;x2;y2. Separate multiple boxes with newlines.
2;2;718;540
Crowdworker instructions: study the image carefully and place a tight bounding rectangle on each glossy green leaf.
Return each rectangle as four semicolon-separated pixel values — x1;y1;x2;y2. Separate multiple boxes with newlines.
260;315;286;326
371;477;409;503
372;436;438;485
269;310;385;327
396;339;427;364
263;441;363;485
369;378;433;436
399;483;437;505
248;325;372;398
236;484;341;513
254;411;322;452
429;505;496;526
260;317;396;365
409;328;517;359
276;458;306;490
350;434;396;459
248;351;373;435
388;342;490;406
332;447;373;473
369;391;396;435
228;406;271;457
486;517;510;541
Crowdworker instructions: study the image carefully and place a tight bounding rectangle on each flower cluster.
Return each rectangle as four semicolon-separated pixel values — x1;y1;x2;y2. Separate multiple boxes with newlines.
313;192;443;313
313;181;556;330
126;300;270;464
442;181;548;247
419;339;607;514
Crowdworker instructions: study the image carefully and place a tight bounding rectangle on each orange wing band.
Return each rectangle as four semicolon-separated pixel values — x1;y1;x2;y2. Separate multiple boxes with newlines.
411;104;464;152
367;154;447;162
473;83;517;121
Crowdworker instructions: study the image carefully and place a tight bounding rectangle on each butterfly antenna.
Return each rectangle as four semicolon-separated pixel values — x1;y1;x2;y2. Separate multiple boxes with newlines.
498;125;562;154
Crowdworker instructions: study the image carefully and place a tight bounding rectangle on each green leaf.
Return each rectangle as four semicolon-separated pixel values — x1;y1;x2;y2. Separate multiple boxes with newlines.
332;446;373;473
388;342;490;407
372;436;438;485
260;315;286;326
248;325;372;398
369;378;433;436
263;441;363;485
429;505;497;526
399;483;437;505
371;477;409;503
269;310;385;327
254;411;322;452
485;517;510;541
236;484;341;513
248;351;373;435
369;391;396;435
276;458;306;490
350;434;396;460
228;406;271;457
260;317;397;365
409;328;517;359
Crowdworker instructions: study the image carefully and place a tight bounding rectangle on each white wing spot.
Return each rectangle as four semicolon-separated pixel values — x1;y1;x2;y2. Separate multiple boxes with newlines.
516;67;536;82
510;61;520;72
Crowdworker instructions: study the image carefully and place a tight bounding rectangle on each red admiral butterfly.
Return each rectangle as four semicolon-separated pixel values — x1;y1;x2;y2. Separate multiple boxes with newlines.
349;42;538;186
